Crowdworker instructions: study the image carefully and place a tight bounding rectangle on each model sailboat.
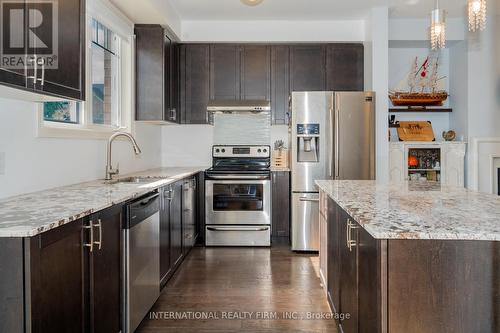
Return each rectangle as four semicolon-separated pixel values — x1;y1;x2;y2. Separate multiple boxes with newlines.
389;57;448;107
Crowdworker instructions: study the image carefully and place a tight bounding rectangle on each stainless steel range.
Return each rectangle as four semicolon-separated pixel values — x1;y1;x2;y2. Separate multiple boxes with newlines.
205;145;271;247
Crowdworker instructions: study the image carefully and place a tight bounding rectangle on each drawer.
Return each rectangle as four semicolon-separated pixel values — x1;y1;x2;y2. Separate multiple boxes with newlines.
205;225;271;246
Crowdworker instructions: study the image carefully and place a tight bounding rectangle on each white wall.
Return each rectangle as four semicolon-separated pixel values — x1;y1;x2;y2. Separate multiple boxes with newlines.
181;20;365;42
369;7;390;183
449;41;469;140
0;97;162;198
389;18;466;42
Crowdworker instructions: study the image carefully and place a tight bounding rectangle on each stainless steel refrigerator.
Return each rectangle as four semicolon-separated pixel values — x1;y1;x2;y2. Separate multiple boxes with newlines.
290;91;376;251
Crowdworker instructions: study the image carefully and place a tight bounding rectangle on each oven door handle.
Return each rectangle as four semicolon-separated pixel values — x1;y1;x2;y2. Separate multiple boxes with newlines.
299;197;320;203
207;175;269;180
207;226;270;232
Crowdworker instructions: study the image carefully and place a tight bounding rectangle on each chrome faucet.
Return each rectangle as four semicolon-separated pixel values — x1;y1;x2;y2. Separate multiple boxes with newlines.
105;132;142;180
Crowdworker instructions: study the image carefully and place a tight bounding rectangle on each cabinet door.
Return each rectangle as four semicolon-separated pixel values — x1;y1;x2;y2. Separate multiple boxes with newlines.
271;46;290;125
89;206;122;333
271;171;290;238
210;44;240;100
32;0;85;100
30;219;88;333
135;25;165;121
169;40;180;123
357;224;381;333
180;44;210;124
327;199;340;312
241;45;270;100
339;209;359;333
0;1;28;90
326;44;364;91
160;187;172;286
169;182;183;269
290;45;326;91
182;178;196;254
164;33;173;121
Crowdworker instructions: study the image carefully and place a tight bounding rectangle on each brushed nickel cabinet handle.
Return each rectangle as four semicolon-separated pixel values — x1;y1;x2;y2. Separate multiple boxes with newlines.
84;220;94;252
347;219;359;251
93;219;102;250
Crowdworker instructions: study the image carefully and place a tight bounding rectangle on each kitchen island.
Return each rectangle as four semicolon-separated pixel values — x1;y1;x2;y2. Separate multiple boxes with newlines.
315;180;500;333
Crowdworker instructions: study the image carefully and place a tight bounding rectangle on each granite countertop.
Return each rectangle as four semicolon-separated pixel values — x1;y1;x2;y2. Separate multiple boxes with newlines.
0;167;207;238
315;180;500;241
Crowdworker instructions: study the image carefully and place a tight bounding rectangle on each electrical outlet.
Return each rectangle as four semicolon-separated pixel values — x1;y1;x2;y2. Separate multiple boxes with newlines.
0;152;5;175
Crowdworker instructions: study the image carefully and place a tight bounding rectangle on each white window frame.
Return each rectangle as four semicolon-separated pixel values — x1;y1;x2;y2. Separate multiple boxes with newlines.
36;0;134;139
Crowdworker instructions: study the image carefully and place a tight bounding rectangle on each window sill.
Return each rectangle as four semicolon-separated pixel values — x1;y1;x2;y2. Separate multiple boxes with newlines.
36;124;130;140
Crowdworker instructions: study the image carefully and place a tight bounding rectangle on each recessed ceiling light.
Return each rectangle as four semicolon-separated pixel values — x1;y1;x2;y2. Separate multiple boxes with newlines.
240;0;264;6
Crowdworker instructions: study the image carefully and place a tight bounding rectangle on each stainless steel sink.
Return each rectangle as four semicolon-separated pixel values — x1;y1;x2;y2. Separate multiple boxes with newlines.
104;176;158;185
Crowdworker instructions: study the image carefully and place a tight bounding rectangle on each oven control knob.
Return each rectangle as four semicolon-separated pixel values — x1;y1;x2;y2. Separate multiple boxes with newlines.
263;148;267;153
221;149;226;153
215;149;220;153
258;149;262;153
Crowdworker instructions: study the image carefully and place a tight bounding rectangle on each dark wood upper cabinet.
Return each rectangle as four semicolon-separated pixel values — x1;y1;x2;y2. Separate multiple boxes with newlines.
135;25;179;122
240;45;271;100
0;0;85;100
326;44;364;91
210;44;241;100
271;171;290;238
179;44;210;124
89;205;122;333
34;0;85;100
290;45;326;91
271;45;290;125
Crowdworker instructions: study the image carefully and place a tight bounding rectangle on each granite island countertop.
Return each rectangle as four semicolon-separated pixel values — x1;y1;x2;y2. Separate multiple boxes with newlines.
0;167;207;237
315;180;500;241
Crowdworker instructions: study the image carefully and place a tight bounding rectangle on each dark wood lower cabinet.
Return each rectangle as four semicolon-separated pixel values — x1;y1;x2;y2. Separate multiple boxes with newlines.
89;205;122;333
29;218;88;333
2;204;123;333
325;197;500;333
271;171;290;239
160;178;195;288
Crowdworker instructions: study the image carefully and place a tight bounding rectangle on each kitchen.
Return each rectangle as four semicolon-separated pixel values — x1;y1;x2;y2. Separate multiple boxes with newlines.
0;0;499;333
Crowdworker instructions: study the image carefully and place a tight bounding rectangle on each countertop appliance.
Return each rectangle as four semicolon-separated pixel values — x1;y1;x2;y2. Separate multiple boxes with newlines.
291;91;375;251
205;145;271;246
123;192;160;333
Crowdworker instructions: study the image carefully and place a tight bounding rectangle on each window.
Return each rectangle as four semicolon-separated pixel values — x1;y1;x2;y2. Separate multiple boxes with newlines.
90;19;121;127
38;13;130;139
43;101;81;124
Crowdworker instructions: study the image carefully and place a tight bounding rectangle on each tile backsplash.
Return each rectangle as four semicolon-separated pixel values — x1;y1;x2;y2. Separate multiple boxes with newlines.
213;112;271;145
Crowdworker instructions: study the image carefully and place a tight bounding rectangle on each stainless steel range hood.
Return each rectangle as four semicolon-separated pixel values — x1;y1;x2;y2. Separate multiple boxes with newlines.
207;100;271;113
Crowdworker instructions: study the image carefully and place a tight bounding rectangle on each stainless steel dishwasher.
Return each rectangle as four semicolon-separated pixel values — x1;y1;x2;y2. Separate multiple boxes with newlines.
124;192;160;333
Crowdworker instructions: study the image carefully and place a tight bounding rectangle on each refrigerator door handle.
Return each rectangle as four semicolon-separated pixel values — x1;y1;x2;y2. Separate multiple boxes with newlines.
334;94;340;179
328;104;334;178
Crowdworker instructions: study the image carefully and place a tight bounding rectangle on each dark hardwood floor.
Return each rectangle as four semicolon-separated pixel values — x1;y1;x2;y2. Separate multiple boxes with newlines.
137;242;337;333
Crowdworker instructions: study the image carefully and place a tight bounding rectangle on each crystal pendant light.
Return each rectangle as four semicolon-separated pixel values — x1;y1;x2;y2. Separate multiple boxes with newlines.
468;0;487;32
430;0;446;50
240;0;264;6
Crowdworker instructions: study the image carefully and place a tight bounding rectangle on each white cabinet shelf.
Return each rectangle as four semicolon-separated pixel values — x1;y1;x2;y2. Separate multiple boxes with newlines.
389;141;466;187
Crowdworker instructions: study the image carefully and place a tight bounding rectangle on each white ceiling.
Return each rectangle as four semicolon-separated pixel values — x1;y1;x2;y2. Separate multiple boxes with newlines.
168;0;467;20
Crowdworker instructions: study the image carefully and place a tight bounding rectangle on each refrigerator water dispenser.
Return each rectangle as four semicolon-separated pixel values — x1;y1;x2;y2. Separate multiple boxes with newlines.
297;124;320;163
